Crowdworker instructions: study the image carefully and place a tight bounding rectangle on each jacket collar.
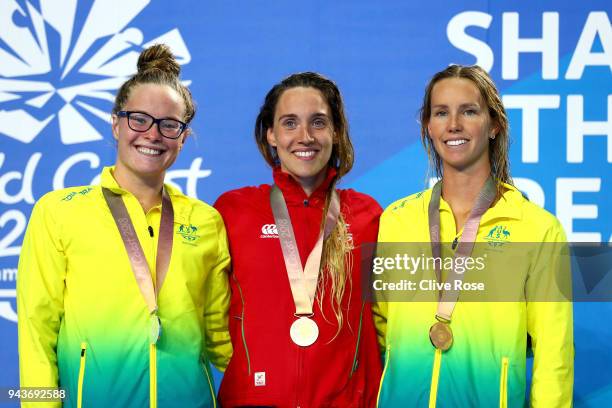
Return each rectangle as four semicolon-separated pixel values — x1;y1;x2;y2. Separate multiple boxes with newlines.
482;182;524;222
437;181;523;223
272;166;337;205
100;166;192;223
100;166;125;194
100;166;181;197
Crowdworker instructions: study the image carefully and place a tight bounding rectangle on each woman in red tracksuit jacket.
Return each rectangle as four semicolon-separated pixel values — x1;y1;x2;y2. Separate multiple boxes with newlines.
215;72;382;407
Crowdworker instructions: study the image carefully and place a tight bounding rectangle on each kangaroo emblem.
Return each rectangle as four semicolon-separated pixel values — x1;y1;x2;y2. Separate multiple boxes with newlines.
485;225;510;247
486;226;498;238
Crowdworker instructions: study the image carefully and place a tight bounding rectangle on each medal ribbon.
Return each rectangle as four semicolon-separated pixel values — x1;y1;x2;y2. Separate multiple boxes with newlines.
428;177;496;322
270;185;340;316
102;187;174;318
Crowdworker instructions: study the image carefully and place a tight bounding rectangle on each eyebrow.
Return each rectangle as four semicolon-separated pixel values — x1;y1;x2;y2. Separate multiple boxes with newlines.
277;114;297;122
277;112;330;121
431;103;480;109
127;110;183;121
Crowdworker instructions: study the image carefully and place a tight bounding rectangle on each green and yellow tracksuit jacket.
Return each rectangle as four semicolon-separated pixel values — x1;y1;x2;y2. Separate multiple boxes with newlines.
17;167;232;408
374;183;573;407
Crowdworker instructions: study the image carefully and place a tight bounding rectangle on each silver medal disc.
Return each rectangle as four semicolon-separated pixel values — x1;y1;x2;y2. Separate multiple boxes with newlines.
290;317;319;347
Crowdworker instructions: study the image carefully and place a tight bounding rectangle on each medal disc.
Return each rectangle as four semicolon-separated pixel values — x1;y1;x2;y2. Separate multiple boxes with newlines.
290;317;319;347
150;314;162;345
429;321;453;351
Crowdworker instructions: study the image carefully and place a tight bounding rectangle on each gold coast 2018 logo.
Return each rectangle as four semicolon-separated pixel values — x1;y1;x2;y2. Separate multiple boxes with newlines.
0;0;190;146
0;0;191;324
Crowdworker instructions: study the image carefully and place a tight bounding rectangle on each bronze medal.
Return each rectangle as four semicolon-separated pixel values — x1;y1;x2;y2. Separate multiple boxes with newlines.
429;321;453;351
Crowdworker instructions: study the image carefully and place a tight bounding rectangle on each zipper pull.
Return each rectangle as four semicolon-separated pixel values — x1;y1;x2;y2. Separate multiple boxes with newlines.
148;226;154;237
452;237;458;250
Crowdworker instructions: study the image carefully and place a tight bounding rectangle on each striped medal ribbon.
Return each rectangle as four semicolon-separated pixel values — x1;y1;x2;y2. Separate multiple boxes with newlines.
270;185;340;347
427;177;496;351
103;187;174;345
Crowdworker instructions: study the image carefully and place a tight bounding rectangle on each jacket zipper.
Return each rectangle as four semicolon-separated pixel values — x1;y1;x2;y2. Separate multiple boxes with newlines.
499;357;509;408
428;348;443;408
350;301;366;377
77;342;87;408
295;347;304;408
150;343;157;408
148;211;158;408
232;273;251;375
376;344;391;407
202;359;217;408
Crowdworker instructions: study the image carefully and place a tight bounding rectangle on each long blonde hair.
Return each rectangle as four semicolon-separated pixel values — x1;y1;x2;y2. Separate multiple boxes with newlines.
255;72;354;337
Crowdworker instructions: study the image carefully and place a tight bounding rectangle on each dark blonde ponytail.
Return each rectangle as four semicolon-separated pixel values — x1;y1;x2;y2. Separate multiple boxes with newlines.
113;44;195;123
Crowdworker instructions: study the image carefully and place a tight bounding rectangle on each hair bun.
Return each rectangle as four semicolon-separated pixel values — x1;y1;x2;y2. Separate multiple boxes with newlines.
137;44;180;77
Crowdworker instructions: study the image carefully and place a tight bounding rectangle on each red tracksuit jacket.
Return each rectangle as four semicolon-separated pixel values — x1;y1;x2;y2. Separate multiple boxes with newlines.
214;167;382;408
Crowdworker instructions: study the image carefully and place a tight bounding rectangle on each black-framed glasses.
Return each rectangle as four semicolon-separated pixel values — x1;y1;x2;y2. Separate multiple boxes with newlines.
116;111;188;139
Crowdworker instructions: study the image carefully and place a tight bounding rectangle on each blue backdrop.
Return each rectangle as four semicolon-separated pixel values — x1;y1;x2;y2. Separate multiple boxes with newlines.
1;0;610;406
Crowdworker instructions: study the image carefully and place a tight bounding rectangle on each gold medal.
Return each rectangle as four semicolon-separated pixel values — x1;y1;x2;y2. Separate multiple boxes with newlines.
429;321;453;351
290;317;319;347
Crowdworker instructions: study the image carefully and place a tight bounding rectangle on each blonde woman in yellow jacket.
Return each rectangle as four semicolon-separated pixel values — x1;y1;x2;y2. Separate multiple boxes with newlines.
17;45;231;408
374;65;573;407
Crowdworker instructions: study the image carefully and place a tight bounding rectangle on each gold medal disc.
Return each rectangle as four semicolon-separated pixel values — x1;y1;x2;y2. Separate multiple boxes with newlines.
429;321;453;351
290;317;319;347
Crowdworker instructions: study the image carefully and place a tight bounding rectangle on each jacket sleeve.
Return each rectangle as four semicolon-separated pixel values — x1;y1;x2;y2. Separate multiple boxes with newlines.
527;221;574;408
371;209;391;355
17;196;66;408
370;301;387;355
202;212;233;371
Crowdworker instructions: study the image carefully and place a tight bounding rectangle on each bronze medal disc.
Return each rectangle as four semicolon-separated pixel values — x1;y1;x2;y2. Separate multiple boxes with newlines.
429;321;453;351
